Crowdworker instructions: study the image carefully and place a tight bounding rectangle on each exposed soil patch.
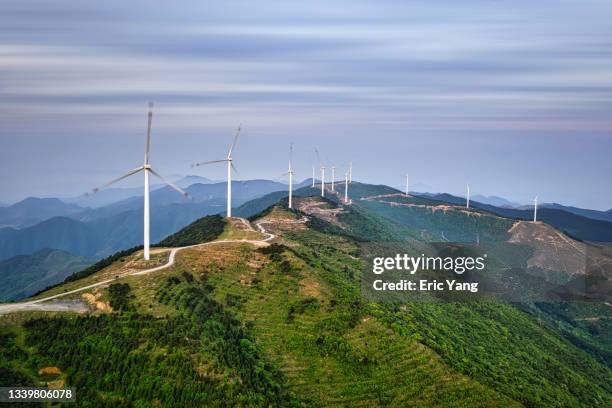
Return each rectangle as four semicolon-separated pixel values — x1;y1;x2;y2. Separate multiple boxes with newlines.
295;197;345;226
508;221;587;276
82;292;112;312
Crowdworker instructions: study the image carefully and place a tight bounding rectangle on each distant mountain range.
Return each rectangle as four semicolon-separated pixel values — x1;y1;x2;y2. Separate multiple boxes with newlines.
63;175;214;208
536;202;612;223
0;197;84;228
471;194;521;208
1;179;610;296
0;179;311;262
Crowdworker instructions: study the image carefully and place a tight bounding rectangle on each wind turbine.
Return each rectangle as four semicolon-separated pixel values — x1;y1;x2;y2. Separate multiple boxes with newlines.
91;103;189;260
281;144;295;209
331;165;336;192
193;125;241;218
320;165;325;197
466;184;470;209
405;174;409;196
315;148;325;197
533;196;538;222
312;166;315;188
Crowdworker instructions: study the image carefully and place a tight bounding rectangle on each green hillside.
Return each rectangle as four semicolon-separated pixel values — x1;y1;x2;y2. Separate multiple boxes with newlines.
0;189;610;407
0;249;94;301
155;214;225;247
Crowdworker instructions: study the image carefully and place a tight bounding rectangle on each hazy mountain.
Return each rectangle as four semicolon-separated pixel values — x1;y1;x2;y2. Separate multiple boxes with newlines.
0;197;84;228
64;185;162;208
74;180;293;222
0;248;94;301
471;194;520;208
0;201;224;262
64;176;212;209
0;180;293;261
0;217;100;260
175;175;215;188
536;203;612;223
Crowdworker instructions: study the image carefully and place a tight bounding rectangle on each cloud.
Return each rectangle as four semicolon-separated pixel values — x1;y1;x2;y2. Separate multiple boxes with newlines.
0;1;611;208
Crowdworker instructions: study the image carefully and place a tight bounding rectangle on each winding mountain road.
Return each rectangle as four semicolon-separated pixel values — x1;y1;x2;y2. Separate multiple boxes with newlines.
0;216;306;315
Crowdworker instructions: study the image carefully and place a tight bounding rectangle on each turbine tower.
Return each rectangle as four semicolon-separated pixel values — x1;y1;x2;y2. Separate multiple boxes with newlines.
193;125;241;218
91;103;189;260
466;184;470;209
344;171;349;204
320;165;325;197
533;196;538;222
331;165;336;192
405;174;409;196
315;148;324;197
312;166;315;188
286;144;294;209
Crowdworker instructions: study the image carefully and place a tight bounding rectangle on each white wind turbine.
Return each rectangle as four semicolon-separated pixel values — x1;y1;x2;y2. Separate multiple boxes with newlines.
91;103;189;260
280;144;295;209
312;166;315;188
320;165;326;197
466;184;470;209
315;148;325;197
331;165;336;192
193;125;241;218
533;196;538;222
405;174;409;196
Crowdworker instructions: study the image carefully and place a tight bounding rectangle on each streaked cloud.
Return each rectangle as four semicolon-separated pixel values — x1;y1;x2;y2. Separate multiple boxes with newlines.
0;0;611;208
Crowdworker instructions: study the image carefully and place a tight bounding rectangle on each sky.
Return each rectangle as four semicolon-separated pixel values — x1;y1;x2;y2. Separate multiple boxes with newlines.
1;0;611;210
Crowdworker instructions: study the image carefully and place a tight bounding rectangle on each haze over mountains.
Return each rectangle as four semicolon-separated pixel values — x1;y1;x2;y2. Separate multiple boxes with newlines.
0;178;311;259
1;178;611;302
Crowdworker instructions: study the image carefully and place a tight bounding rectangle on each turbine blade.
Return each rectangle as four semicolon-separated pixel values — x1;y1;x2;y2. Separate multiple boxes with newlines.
149;168;190;198
91;166;144;193
231;161;239;176
192;159;227;168
145;102;153;164
227;124;241;158
273;172;289;182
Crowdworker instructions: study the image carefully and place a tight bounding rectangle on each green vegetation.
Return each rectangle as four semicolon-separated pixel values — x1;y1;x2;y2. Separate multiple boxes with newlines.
0;272;300;407
155;214;225;247
107;283;133;312
286;221;611;407
359;199;514;244
0;186;610;407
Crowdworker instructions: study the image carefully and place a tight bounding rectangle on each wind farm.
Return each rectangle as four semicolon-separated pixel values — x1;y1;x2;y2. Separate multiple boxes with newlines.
1;107;609;408
1;1;611;405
